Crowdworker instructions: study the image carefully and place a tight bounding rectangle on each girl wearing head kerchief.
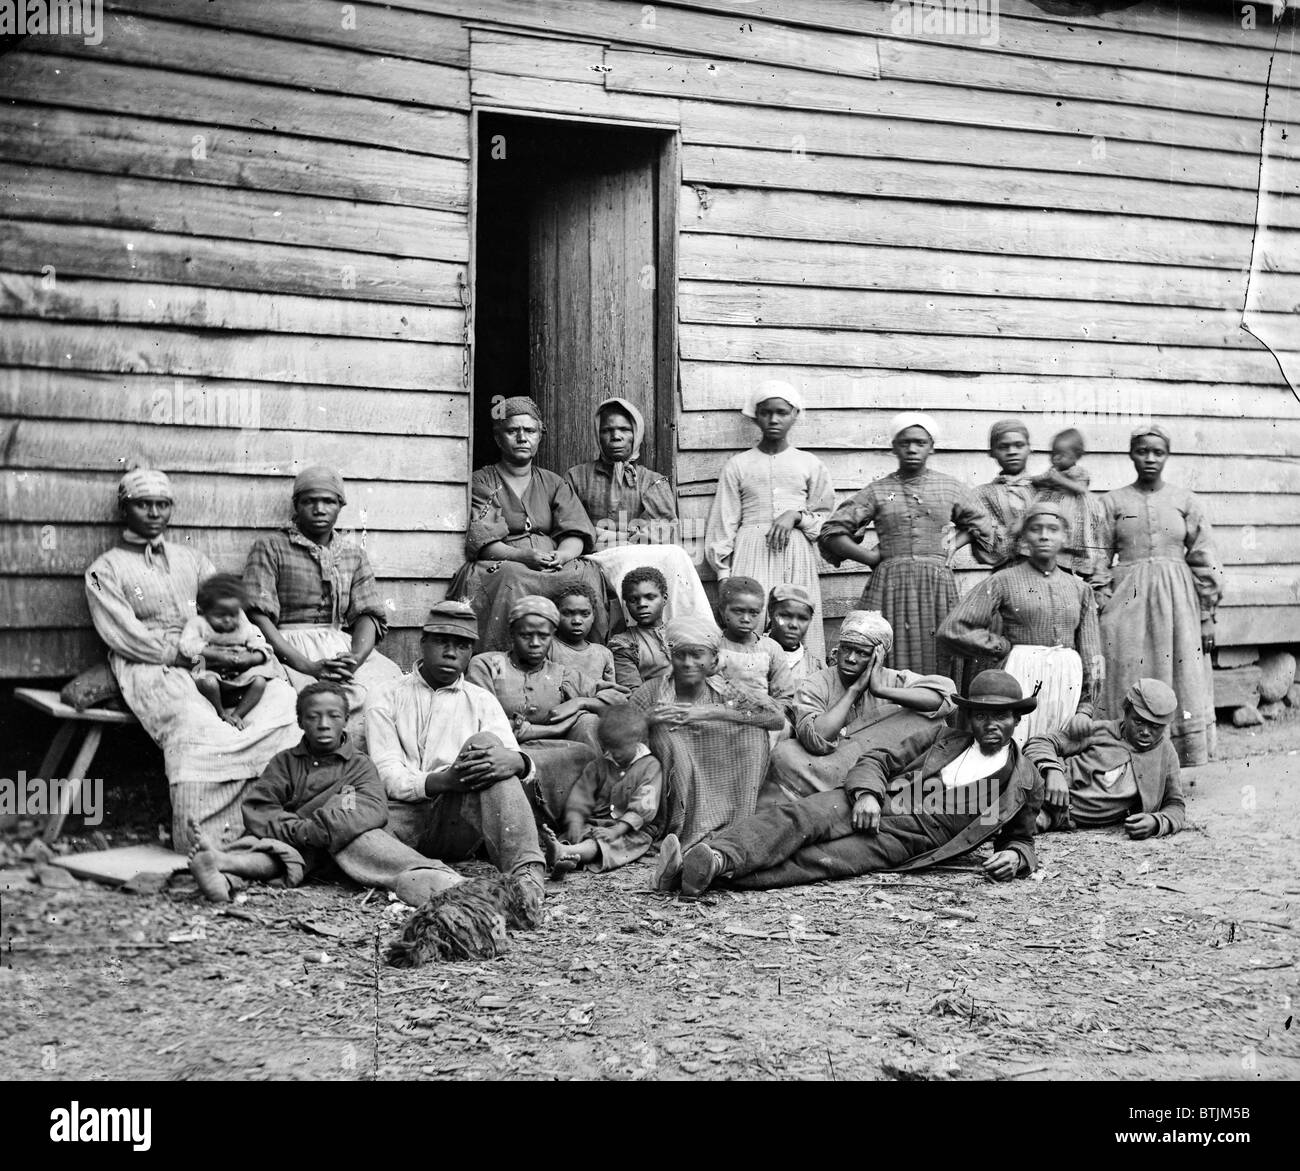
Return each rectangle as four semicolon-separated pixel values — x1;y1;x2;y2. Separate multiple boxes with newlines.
625;615;784;876
939;500;1103;750
760;606;959;808
242;464;403;751
765;583;825;682
818;412;995;678
564;397;714;632
466;594;613;825
449;394;608;652
704;379;836;662
952;418;1036;571
85;469;299;852
1092;424;1222;767
1028;427;1107;580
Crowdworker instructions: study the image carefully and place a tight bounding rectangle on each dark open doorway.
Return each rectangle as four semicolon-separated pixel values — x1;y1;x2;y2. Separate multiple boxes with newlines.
471;113;678;482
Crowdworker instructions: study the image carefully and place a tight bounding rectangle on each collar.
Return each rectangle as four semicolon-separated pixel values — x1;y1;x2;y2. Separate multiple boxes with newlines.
593;458;640;482
284;524;335;552
992;472;1032;485
291;732;354;760
604;743;651;769
412;663;466;695
120;530;166;567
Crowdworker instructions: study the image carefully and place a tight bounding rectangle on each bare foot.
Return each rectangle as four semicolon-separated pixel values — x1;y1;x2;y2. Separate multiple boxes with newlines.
190;848;232;903
223;712;246;730
186;816;215;860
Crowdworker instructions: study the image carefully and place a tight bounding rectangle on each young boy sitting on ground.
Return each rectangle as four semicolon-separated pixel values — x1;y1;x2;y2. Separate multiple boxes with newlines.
1023;677;1185;838
189;681;461;906
540;705;665;877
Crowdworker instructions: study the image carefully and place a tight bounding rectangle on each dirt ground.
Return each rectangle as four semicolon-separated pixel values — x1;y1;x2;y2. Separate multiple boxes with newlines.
2;718;1297;1083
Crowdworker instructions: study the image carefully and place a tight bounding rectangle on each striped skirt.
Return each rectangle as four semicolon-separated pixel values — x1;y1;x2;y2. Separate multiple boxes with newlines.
1003;644;1083;746
861;556;958;678
728;524;827;662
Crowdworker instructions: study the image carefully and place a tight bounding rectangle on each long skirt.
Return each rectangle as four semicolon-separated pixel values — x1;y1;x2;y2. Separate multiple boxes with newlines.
112;655;300;852
1003;644;1083;746
1098;558;1214;766
861;556;958;678
278;624;404;751
727;524;827;662
589;544;713;627
449;558;607;652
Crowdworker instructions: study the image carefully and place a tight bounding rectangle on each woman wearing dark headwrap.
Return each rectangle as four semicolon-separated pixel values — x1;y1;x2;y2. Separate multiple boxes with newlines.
243;465;403;749
1094;425;1223;766
449;397;607;651
565;396;713;626
85;469;299;852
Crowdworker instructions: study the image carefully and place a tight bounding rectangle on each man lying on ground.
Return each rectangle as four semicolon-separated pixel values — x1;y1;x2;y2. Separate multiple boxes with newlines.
1023;677;1185;838
656;669;1044;896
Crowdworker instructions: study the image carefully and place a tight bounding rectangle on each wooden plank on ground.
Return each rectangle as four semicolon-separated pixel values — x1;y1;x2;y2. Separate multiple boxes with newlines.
1;471;468;531
2;165;470;264
0;322;463;391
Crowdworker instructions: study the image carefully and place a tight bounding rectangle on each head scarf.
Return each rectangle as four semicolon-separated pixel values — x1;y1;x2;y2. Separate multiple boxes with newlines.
742;380;804;419
837;610;893;654
1124;678;1178;726
888;411;939;446
593;397;644;463
496;396;545;429
768;583;815;615
117;467;173;505
988;418;1030;449
665;615;723;653
507;595;560;629
292;465;347;505
1019;500;1071;532
1130;423;1172;450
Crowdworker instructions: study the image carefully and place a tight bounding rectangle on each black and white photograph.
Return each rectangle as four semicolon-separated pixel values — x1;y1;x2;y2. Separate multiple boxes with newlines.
0;0;1296;1119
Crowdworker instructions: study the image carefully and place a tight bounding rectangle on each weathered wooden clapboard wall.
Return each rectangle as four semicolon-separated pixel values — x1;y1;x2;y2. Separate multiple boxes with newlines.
2;0;1298;678
0;0;473;675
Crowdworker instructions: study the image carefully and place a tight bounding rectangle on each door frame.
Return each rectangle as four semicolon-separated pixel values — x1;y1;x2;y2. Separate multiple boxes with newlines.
467;106;681;490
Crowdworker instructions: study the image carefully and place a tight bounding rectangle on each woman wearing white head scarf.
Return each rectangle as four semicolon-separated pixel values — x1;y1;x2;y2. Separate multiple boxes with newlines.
565;396;713;626
85;469;299;853
704;381;836;661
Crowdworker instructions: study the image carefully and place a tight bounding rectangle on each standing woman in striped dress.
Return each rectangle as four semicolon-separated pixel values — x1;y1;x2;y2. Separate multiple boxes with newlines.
819;413;995;679
704;382;836;663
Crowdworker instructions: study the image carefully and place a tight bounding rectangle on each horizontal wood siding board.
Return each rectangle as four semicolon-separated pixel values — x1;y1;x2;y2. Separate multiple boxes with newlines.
0;322;463;390
3;471;468;531
1;524;464;580
0;105;470;214
32;12;471;110
679;187;1271;269
110;0;471;67
0;221;465;308
469;71;682;122
604;51;1260;153
679;363;1300;419
0;54;470;159
3;165;470;264
0;274;462;342
1;576;441;630
0;370;468;437
677;235;1300;314
677;325;1290;383
4;419;467;482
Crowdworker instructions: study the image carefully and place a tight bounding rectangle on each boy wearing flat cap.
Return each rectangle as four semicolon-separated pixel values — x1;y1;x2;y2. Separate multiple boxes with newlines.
365;601;547;911
1024;677;1185;838
658;669;1044;896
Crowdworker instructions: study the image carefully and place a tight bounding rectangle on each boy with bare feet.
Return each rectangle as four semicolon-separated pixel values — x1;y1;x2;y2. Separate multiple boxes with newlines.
189;681;462;906
540;705;664;878
179;573;282;729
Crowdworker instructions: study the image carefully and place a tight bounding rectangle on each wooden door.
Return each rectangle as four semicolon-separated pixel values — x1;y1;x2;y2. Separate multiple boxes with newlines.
527;136;661;478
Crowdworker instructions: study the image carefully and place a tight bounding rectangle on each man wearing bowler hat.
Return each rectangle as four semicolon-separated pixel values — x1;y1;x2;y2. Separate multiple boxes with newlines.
657;669;1045;896
365;601;547;912
1024;677;1186;837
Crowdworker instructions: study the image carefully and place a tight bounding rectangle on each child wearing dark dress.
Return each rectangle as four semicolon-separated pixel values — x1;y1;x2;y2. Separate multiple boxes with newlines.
607;566;673;691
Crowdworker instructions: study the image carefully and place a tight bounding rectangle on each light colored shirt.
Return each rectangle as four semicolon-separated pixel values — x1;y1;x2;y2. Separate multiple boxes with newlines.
939;743;1009;791
364;666;534;802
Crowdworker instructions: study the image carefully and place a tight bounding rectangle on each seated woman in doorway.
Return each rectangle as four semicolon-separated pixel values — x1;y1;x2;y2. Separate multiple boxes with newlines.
760;610;956;809
565;396;713;625
84;468;299;853
467;595;608;825
449;396;607;652
938;501;1102;746
626;617;784;861
243;465;403;750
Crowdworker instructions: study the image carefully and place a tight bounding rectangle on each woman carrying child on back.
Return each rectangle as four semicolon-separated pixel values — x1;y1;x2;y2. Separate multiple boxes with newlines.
1030;427;1107;581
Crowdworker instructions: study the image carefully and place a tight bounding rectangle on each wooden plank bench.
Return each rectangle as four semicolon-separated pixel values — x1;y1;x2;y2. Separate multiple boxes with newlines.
12;688;138;843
